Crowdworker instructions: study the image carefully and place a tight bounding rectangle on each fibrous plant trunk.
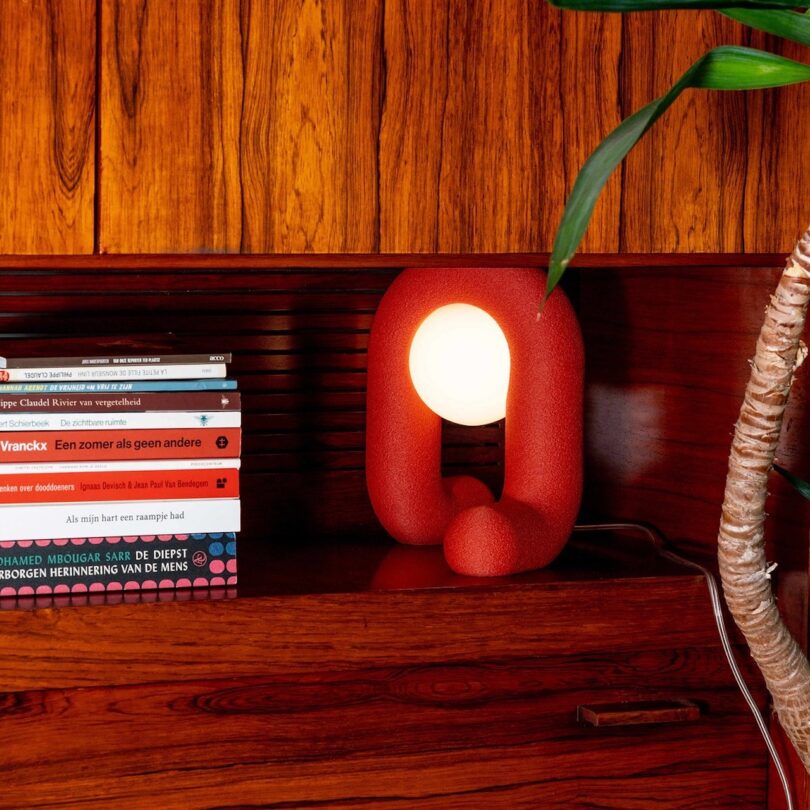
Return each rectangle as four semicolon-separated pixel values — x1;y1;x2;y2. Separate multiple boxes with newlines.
719;228;810;770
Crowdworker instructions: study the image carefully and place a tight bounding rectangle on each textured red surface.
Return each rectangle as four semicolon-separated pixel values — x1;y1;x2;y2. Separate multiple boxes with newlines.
366;267;583;575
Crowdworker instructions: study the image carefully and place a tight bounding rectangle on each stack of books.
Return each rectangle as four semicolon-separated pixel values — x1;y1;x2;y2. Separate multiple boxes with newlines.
0;353;241;596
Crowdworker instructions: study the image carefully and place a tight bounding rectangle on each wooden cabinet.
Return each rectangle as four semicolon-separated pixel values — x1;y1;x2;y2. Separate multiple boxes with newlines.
0;536;768;808
0;1;808;806
0;254;799;807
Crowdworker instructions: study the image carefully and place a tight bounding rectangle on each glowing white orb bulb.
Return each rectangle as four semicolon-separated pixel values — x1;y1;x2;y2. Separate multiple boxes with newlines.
408;303;510;426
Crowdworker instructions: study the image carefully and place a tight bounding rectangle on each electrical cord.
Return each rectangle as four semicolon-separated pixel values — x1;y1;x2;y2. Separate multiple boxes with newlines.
572;521;794;810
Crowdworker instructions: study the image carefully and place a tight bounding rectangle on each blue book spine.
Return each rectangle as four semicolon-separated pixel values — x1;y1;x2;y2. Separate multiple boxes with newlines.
0;380;238;393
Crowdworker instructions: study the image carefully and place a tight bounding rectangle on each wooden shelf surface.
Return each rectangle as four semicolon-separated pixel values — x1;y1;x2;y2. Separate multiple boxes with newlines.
0;528;720;692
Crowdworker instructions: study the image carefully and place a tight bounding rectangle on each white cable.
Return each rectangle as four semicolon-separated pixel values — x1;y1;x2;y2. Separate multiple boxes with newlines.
572;521;794;810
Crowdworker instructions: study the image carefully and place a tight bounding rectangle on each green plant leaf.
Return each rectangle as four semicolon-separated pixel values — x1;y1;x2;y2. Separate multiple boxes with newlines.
722;9;810;47
549;0;798;9
773;463;810;500
546;46;810;302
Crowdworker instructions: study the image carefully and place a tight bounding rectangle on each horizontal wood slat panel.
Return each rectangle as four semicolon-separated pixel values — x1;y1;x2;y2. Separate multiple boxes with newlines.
5;259;806;563
0;0;95;254
0;266;503;544
576;263;810;645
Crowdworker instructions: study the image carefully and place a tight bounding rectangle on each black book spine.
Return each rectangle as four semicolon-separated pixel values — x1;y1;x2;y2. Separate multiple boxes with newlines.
1;353;232;369
0;533;237;595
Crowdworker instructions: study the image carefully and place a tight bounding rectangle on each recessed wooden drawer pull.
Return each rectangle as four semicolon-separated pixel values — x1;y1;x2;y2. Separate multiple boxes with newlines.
577;699;702;727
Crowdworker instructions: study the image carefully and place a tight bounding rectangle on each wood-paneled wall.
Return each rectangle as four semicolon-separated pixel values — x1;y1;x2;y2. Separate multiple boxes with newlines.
4;1;810;254
0;0;95;254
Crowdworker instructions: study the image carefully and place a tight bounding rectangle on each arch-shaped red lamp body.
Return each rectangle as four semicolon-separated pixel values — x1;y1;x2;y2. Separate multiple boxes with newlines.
366;267;584;577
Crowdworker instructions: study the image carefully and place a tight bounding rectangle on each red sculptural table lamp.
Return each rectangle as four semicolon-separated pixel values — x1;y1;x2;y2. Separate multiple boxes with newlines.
366;267;584;577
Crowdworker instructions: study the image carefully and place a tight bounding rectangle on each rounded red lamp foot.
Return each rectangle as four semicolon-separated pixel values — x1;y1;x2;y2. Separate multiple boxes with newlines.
366;267;583;576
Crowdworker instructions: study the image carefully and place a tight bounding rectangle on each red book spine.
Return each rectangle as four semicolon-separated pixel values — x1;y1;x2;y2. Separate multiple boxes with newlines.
0;467;239;504
0;428;241;462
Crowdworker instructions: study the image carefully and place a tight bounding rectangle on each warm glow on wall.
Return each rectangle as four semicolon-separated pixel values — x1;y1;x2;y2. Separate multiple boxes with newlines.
408;303;510;427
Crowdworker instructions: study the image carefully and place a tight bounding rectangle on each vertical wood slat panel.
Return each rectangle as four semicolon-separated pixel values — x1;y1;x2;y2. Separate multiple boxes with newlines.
560;11;622;253
379;1;622;253
620;11;748;253
416;0;561;253
744;32;810;253
0;0;95;254
97;1;810;255
99;0;623;255
100;0;381;254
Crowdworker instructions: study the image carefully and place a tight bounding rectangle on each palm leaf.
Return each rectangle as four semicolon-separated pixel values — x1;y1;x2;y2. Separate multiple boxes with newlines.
722;9;810;47
549;0;798;9
546;46;810;301
550;0;810;45
774;463;810;500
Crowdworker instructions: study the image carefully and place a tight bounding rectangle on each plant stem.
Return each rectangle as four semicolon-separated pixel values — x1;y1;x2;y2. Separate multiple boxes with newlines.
719;228;810;770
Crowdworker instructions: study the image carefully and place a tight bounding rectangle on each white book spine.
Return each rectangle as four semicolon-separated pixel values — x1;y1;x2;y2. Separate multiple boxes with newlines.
0;499;241;542
0;411;242;431
0;364;226;382
0;458;242;475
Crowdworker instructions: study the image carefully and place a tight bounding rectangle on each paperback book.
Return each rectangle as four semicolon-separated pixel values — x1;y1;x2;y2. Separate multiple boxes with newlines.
0;353;232;369
0;412;241;430
0;499;241;542
0;380;237;393
0;427;241;461
0;391;240;413
0;462;240;504
0;363;226;382
0;351;242;592
0;533;237;596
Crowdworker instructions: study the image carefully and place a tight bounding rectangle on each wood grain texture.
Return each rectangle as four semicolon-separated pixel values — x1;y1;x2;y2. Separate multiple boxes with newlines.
744;31;810;254
0;571;717;692
576;263;810;648
385;0;592;253
620;11;748;253
0;650;765;809
97;2;810;255
0;256;786;808
98;1;622;254
0;0;95;254
561;10;623;253
3;4;806;256
0;251;788;268
100;0;381;253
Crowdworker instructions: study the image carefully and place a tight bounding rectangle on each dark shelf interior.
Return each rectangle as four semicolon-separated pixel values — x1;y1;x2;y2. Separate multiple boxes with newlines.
0;524;702;612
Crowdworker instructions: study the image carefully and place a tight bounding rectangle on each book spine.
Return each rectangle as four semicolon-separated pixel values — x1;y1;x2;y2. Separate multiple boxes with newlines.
0;427;241;461
0;500;241;542
0;353;232;369
0;391;241;412
0;534;237;596
0;363;226;383
0;458;241;473
0;380;238;393
0;411;242;431
0;467;239;504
